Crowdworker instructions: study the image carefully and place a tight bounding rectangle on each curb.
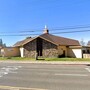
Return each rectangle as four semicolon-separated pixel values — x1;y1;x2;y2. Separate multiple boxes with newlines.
0;60;90;65
0;85;47;90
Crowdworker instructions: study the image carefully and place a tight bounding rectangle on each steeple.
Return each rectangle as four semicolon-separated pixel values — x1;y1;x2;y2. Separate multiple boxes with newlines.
43;25;49;34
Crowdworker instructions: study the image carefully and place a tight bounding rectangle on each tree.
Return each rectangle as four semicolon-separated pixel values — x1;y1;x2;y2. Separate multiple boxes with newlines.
0;39;6;47
87;40;90;46
80;39;85;46
0;39;3;46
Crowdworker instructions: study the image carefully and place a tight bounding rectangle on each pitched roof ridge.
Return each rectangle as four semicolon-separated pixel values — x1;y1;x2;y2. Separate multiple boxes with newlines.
14;32;80;47
48;33;78;41
39;33;80;46
39;33;55;43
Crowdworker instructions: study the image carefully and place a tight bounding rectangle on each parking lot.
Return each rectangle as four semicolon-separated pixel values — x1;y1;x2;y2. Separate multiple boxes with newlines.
0;63;90;90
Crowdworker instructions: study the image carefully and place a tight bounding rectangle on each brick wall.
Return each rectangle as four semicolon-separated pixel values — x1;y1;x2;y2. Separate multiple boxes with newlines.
42;40;58;58
24;38;59;58
24;39;36;58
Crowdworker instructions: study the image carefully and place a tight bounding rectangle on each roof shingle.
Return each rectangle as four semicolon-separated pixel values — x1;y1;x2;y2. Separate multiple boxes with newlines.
39;33;80;46
13;33;80;47
13;37;34;47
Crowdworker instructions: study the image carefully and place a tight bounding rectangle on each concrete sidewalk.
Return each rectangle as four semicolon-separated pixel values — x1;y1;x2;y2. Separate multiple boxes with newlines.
0;60;90;65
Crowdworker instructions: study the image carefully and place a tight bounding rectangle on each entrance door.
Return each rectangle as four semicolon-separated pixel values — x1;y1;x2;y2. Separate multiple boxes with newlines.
63;50;65;57
36;38;43;56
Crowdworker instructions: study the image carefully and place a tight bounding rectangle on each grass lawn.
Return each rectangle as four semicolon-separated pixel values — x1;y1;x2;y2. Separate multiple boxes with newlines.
45;58;90;61
0;57;35;61
0;57;90;61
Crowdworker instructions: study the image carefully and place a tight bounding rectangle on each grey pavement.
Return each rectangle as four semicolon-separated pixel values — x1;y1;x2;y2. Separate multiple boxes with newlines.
0;60;90;65
0;63;90;90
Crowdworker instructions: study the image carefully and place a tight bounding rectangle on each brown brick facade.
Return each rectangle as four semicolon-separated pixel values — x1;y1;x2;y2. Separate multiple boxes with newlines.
24;39;36;58
42;40;58;58
23;38;58;58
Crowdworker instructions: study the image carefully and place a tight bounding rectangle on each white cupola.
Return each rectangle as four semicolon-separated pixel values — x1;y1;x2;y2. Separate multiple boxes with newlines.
43;25;49;34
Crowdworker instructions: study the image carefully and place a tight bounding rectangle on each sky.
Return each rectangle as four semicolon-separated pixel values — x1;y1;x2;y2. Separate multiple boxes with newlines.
0;0;90;46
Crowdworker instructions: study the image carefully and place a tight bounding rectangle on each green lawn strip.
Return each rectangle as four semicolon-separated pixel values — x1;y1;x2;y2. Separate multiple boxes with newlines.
0;57;90;61
0;57;35;61
45;58;90;61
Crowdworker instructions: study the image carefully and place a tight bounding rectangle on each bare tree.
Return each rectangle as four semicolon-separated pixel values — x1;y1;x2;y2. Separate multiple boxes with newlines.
80;39;85;46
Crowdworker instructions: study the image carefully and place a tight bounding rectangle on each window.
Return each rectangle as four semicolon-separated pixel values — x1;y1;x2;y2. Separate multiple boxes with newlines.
82;50;85;53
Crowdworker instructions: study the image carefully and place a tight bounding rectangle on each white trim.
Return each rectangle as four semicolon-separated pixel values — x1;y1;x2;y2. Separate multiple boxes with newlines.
85;68;90;72
20;47;24;57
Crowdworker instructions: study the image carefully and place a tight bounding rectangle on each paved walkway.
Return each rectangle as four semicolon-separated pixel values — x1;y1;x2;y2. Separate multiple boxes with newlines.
0;60;90;65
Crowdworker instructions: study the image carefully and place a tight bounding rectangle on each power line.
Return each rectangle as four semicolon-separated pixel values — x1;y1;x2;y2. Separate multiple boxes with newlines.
52;29;90;34
19;25;90;33
1;24;90;33
1;24;90;36
0;33;40;36
0;29;90;36
50;25;90;31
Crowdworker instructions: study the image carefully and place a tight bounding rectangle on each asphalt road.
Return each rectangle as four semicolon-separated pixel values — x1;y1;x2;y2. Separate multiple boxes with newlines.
0;63;90;90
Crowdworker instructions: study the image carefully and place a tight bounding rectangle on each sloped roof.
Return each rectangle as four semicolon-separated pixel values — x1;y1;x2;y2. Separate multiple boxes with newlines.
69;46;90;49
13;37;34;47
39;33;80;46
13;33;80;47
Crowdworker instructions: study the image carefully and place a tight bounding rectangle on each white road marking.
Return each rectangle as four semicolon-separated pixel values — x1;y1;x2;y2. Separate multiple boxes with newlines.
36;72;88;77
85;68;90;72
55;73;88;77
7;66;22;68
0;66;22;78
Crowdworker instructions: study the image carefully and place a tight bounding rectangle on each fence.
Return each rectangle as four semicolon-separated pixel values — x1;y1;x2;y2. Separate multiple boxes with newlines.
83;54;90;58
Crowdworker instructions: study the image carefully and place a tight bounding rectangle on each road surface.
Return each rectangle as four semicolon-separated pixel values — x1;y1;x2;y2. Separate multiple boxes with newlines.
0;63;90;90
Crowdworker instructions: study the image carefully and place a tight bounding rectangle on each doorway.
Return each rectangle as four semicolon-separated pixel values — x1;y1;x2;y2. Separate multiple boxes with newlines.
36;38;43;56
